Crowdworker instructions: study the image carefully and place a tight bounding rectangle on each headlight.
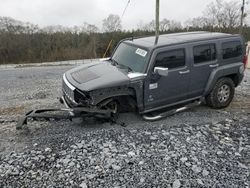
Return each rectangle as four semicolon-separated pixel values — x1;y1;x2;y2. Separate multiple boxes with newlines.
74;89;92;105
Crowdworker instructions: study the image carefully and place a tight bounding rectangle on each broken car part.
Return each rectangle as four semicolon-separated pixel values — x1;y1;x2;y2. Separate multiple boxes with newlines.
16;97;113;130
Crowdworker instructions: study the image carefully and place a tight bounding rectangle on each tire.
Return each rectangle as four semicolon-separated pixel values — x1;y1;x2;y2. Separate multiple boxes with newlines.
105;100;119;113
100;99;120;120
206;77;235;109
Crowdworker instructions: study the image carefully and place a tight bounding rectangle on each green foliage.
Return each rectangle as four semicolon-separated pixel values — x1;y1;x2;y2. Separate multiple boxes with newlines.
1;27;249;64
0;29;153;64
0;8;249;65
0;0;247;64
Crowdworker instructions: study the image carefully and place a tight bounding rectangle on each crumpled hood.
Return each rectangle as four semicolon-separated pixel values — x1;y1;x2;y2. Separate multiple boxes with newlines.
65;60;130;91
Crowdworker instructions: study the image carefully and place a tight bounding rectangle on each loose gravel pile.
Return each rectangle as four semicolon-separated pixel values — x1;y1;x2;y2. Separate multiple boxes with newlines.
0;66;250;187
0;118;249;187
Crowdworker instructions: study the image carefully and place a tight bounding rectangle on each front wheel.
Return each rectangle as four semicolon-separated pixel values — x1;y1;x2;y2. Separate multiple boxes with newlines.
206;77;235;109
105;100;119;114
100;100;120;120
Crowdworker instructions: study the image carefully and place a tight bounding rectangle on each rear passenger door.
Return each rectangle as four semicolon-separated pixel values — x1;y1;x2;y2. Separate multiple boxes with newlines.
188;42;218;98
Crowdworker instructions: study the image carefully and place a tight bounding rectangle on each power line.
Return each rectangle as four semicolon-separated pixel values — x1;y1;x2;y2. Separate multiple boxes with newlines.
103;0;131;58
121;0;131;20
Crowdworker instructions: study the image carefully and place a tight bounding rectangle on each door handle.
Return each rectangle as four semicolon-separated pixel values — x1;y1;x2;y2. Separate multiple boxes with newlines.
179;70;190;74
209;64;219;68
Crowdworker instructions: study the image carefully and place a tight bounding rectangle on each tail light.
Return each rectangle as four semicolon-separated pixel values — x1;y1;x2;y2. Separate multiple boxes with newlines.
243;54;248;69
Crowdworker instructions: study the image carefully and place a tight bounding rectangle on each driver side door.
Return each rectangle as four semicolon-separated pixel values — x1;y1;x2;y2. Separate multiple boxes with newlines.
144;46;191;112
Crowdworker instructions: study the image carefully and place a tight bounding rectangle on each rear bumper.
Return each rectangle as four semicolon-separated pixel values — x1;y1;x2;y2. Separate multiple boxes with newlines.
238;73;244;86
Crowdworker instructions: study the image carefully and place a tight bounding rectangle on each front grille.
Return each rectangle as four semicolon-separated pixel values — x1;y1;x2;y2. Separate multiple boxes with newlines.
62;74;76;104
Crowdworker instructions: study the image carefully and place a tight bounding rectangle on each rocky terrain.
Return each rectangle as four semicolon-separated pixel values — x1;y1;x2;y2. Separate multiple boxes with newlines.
0;65;249;187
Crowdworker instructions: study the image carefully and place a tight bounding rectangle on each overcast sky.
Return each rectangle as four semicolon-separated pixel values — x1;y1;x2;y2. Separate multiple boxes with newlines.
0;0;239;30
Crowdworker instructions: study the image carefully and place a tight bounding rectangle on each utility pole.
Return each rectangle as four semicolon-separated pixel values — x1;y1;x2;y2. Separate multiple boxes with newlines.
240;0;245;34
155;0;160;44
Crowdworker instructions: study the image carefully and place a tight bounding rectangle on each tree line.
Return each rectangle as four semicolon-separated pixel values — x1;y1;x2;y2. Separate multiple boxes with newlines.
0;0;249;64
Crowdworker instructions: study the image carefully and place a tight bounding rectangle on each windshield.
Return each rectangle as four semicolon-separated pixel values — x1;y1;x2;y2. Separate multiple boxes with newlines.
111;42;149;73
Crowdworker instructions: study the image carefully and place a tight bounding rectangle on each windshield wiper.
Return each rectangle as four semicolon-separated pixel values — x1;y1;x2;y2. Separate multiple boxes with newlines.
110;59;119;66
118;64;133;72
110;59;133;72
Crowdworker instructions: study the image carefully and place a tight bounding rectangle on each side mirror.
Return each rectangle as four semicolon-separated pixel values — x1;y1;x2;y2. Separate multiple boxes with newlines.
154;67;169;77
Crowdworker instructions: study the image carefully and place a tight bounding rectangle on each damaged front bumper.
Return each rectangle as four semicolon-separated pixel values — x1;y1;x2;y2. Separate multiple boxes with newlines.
16;95;113;130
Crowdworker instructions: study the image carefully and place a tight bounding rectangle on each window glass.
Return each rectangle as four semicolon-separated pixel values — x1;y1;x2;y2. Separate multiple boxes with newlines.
222;41;242;59
193;44;216;64
155;49;185;69
112;43;148;73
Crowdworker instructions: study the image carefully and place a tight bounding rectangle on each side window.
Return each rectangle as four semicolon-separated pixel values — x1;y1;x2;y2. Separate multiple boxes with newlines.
193;44;216;64
222;41;242;59
154;49;185;69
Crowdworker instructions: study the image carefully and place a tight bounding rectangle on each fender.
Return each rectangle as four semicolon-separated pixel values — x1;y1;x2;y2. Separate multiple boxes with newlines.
129;79;144;112
203;62;243;96
90;86;135;105
89;80;145;112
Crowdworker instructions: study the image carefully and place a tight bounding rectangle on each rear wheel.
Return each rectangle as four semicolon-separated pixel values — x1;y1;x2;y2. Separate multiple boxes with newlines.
206;77;235;109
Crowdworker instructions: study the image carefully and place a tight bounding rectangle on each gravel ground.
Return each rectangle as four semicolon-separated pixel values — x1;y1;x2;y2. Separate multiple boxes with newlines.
0;65;249;187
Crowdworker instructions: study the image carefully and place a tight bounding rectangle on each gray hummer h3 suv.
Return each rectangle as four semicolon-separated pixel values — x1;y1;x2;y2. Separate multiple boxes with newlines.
62;31;247;116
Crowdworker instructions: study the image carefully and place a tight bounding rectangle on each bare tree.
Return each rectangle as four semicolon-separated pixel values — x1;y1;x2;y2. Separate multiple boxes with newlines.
204;0;241;30
136;20;156;31
82;22;99;58
102;14;122;32
0;17;22;33
41;25;71;33
82;22;99;34
185;17;210;29
136;20;147;31
168;20;182;31
137;19;182;32
24;23;39;34
159;18;170;32
0;16;38;34
71;25;81;34
140;20;155;31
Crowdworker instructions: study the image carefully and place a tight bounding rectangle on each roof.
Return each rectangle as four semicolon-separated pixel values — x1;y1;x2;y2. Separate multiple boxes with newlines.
124;31;240;50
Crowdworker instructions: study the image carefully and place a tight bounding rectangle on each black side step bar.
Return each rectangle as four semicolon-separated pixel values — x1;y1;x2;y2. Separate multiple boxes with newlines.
142;100;201;121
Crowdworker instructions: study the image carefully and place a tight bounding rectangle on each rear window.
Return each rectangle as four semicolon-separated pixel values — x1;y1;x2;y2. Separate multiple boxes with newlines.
222;41;242;59
155;49;185;69
193;44;216;64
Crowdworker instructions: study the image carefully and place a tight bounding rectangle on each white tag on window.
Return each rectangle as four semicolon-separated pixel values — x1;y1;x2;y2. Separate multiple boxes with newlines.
136;48;147;57
149;83;158;90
